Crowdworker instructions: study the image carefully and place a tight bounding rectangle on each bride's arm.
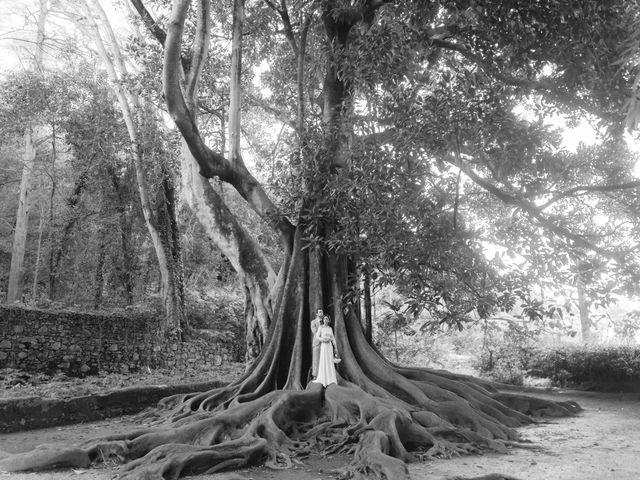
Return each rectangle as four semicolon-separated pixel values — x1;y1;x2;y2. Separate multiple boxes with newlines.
330;328;338;356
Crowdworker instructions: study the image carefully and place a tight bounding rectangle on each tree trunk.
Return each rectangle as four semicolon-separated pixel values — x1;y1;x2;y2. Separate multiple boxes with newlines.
108;167;136;304
8;0;50;303
48;170;88;299
363;268;373;344
31;204;45;303
105;166;138;305
155;162;186;327
7;127;36;303
118;213;136;305
228;0;267;359
180;142;276;362
93;228;106;309
577;275;591;343
172;0;276;361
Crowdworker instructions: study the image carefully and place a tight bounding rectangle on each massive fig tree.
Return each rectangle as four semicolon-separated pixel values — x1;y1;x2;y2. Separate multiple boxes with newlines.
2;1;637;479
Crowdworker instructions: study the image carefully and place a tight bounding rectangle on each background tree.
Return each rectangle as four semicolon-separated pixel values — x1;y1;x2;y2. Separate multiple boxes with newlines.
6;0;50;302
74;0;186;331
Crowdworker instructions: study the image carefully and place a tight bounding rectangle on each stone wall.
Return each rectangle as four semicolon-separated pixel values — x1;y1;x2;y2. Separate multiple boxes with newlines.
0;305;243;375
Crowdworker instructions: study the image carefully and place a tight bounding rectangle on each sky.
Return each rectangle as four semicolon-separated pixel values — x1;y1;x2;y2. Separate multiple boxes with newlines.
0;0;129;74
0;0;34;71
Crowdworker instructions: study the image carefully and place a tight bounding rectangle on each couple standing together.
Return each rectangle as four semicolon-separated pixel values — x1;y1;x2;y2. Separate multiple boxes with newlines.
311;309;340;387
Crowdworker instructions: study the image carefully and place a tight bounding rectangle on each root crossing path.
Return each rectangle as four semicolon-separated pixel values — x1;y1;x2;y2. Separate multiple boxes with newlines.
0;368;580;480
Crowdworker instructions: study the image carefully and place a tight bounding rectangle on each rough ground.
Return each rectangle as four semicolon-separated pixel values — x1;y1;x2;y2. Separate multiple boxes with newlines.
0;365;244;400
1;389;639;480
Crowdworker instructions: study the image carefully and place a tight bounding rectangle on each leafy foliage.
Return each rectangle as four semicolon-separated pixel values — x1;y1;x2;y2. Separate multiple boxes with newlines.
527;345;640;389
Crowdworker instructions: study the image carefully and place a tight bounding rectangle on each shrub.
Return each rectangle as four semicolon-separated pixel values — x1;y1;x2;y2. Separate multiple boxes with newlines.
526;345;640;390
477;342;527;386
185;289;244;331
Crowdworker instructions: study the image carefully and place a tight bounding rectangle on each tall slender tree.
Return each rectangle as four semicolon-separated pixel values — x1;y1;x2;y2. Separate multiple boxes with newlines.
75;0;186;331
6;0;49;302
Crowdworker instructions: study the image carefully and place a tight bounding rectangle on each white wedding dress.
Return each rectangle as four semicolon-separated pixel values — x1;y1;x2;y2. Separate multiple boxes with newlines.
313;325;337;387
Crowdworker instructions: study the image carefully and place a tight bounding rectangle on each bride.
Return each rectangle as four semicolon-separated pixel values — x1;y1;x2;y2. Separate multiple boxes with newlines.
313;315;339;387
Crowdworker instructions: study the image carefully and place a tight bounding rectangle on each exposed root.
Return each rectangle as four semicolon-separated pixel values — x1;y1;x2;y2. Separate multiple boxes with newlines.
449;474;524;480
0;444;90;472
0;370;578;480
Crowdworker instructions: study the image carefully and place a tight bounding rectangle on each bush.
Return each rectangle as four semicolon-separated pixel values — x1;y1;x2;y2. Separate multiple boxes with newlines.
185;289;244;331
477;342;528;386
526;345;640;390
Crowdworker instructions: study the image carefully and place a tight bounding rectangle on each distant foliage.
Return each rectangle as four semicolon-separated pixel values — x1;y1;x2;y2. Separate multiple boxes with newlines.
477;338;534;386
527;345;640;390
185;289;244;332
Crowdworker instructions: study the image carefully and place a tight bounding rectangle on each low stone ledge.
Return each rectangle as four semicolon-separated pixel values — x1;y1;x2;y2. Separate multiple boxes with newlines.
0;380;227;433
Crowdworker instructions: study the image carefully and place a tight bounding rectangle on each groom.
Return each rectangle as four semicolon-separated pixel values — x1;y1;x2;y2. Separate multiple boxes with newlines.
311;309;323;379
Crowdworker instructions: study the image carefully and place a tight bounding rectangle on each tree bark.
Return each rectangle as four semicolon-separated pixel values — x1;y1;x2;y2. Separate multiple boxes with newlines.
180;142;276;362
155;161;186;327
577;275;591;343
363;268;373;344
31;204;45;303
109;167;136;305
7;127;36;303
118;214;136;305
93;227;106;309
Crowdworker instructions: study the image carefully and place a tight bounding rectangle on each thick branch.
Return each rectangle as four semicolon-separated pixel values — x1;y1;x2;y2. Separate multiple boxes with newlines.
128;0;166;45
228;0;244;162
128;0;191;74
263;0;298;56
455;159;624;259
186;0;210;99
539;180;640;209
430;38;622;123
164;0;294;250
297;12;313;138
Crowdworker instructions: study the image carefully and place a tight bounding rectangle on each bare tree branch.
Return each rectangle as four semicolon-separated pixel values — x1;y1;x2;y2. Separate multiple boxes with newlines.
246;94;296;129
539;180;640;209
454;158;626;260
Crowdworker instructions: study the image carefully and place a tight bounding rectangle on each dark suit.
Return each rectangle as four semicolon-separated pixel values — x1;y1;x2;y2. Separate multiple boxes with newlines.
311;317;321;377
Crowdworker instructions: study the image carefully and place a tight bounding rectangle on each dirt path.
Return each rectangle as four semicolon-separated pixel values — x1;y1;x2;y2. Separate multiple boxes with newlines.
412;390;640;480
1;390;639;480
